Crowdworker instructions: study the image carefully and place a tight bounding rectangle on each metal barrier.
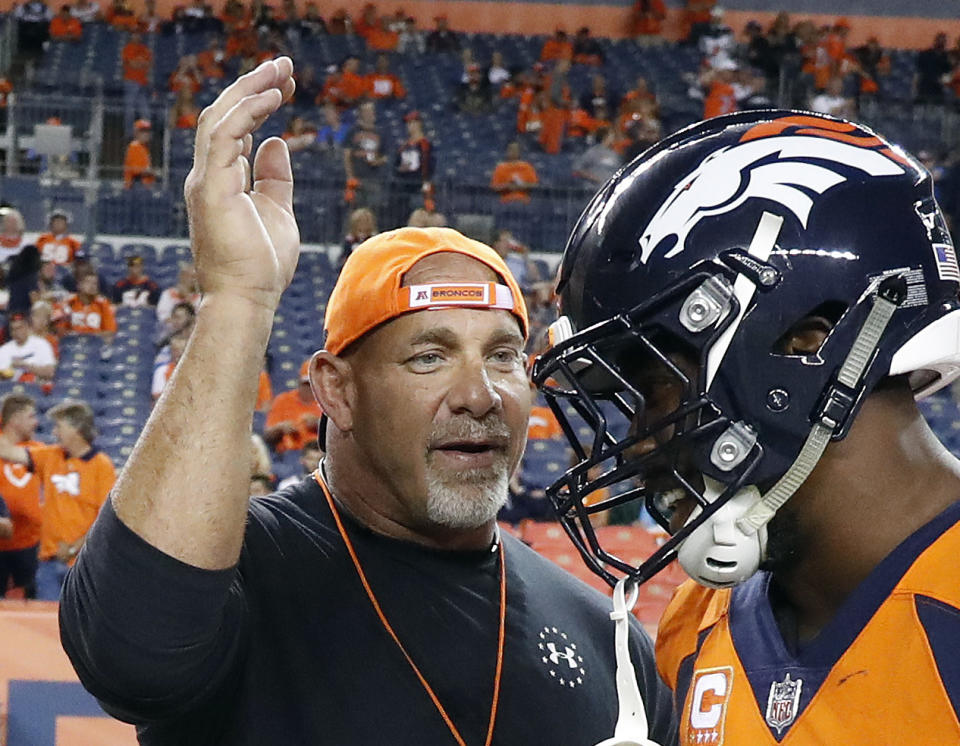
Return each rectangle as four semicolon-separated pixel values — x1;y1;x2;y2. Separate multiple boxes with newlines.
0;15;16;75
2;90;959;247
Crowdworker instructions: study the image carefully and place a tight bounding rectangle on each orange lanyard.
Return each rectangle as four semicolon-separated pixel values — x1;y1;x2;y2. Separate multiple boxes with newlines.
315;471;506;746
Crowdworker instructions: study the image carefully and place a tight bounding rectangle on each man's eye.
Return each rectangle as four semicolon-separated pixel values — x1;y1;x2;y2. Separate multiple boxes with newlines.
408;351;445;370
491;348;520;364
416;352;442;364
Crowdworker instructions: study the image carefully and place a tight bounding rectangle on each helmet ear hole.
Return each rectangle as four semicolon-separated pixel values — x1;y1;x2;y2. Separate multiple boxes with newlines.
772;301;847;356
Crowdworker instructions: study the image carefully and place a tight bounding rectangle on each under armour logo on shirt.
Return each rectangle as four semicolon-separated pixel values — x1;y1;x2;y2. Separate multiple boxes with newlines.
546;642;579;669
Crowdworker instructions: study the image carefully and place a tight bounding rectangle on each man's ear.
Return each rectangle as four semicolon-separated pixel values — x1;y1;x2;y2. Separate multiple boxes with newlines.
309;351;355;433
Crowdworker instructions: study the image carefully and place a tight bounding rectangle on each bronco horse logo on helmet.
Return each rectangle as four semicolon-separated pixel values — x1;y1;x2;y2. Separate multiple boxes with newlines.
638;116;908;265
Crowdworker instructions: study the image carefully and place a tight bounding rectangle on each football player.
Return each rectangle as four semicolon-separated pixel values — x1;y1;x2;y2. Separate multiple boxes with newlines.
533;110;960;744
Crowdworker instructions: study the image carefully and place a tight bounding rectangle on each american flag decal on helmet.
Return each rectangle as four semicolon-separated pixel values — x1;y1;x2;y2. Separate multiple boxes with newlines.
934;243;960;283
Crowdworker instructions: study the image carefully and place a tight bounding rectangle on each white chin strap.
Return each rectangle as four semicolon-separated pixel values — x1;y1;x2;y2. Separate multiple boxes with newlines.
677;478;767;589
593;579;663;746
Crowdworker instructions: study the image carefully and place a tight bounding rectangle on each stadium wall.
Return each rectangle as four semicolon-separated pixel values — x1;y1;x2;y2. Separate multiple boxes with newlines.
1;0;958;49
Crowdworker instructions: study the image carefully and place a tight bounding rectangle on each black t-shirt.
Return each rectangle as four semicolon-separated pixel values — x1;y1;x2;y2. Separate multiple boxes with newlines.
60;479;677;745
346;125;386;180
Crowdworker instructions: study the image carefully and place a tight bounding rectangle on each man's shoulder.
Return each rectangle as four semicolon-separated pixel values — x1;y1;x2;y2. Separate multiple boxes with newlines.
502;533;611;607
246;478;331;545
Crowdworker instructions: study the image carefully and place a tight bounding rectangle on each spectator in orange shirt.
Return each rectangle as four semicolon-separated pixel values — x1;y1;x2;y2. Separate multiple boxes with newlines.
122;31;153;135
366;17;398;52
0;394;42;597
621;75;659;117
0;399;116;600
826;17;851;64
367;53;406;100
170;87;200;130
352;2;377;41
168;54;203;94
49;5;83;41
337;55;369;107
632;0;667;45
703;68;738;119
123;118;155;188
264;360;324;453
61;271;117;343
0;76;13;110
35;209;81;266
539;58;572;154
196;37;226;82
151;329;189;401
540;29;573;62
490;141;539;204
106;0;138;30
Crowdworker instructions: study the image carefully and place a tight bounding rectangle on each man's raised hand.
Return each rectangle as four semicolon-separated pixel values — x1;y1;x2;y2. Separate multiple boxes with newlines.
185;57;299;311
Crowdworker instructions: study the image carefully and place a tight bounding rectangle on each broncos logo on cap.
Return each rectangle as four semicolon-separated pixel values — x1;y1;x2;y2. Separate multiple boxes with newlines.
637;116;908;265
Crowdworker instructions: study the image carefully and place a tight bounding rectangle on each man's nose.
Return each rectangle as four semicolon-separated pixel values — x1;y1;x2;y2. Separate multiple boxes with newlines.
446;358;501;417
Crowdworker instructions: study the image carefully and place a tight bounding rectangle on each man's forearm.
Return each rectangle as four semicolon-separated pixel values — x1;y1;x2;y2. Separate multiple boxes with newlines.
111;294;275;569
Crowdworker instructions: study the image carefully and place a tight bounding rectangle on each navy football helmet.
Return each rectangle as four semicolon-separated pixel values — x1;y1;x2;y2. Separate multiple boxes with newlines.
532;110;960;589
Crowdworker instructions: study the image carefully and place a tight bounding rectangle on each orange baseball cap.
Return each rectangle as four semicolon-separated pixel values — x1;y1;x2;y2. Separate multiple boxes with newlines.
324;226;528;355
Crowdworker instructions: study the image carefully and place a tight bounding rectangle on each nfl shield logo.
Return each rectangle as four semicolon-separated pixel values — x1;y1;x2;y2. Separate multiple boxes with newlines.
765;672;803;735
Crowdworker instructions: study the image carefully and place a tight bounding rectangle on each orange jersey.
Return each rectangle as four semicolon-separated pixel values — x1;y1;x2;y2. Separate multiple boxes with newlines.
124;140;154;187
196;49;225;79
266;389;323;453
61;294;117;334
633;0;666;35
540;39;573;62
35;232;81;265
656;501;960;745
30;445;116;562
49;15;82;38
0;440;44;552
339;71;370;102
175;109;199;129
366;27;399;51
366;73;406;99
491;161;538;203
122;41;152;86
703;81;737;119
528;405;563;440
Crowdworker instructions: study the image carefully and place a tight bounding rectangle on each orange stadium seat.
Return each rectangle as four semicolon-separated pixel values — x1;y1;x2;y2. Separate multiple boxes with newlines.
519;519;570;548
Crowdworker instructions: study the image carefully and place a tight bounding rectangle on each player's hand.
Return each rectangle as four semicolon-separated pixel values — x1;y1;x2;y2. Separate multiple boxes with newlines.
185;57;299;311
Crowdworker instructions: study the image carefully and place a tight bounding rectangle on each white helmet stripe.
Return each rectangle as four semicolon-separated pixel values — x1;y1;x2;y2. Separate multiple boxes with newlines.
706;212;784;391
